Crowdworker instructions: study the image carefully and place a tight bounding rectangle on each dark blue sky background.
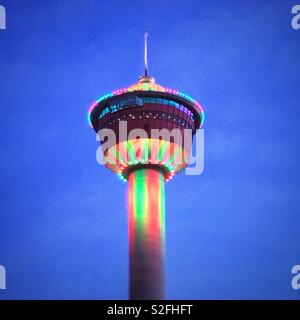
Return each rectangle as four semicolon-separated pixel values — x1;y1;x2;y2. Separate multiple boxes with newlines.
0;0;299;299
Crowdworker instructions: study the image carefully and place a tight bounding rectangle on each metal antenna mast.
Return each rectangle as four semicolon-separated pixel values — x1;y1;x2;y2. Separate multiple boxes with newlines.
144;30;149;76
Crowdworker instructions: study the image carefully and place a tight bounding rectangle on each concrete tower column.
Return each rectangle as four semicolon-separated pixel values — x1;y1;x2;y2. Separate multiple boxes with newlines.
127;168;165;300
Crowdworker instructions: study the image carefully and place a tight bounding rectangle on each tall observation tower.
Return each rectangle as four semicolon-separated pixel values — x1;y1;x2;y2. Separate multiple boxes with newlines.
88;32;204;300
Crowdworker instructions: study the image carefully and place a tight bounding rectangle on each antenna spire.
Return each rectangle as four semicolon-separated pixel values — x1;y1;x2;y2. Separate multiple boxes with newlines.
144;30;148;76
138;31;155;83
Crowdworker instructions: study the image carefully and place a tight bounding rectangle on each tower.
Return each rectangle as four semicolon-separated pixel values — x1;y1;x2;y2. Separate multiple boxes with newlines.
88;33;204;300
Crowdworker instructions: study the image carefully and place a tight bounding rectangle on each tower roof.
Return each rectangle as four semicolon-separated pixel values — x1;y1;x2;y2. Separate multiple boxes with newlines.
88;31;205;128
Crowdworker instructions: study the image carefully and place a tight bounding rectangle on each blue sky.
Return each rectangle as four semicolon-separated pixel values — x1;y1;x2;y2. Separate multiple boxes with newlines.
0;0;299;299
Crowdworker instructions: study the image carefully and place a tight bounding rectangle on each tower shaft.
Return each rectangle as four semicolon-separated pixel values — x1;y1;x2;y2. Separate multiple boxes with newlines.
128;168;165;300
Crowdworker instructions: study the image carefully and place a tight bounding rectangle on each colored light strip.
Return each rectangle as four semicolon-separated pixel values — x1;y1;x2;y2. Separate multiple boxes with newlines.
87;81;205;128
104;138;190;182
128;168;165;298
